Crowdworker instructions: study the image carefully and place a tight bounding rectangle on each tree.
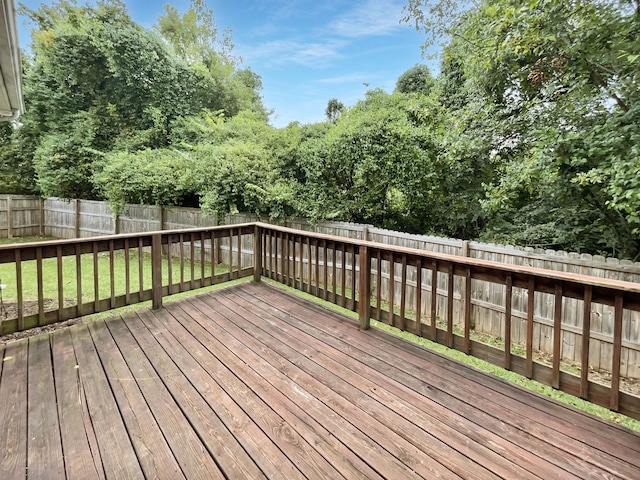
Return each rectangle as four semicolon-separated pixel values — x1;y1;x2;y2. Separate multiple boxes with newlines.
404;0;640;257
325;98;344;124
395;64;435;96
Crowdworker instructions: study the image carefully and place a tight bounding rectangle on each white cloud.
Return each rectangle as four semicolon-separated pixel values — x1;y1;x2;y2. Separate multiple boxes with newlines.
314;73;377;84
242;39;346;68
330;0;405;38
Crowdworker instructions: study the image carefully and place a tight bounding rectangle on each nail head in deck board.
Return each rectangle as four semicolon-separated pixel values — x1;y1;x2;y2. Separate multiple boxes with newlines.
87;319;185;480
0;341;28;479
105;316;226;480
50;329;105;480
27;336;65;479
69;325;145;479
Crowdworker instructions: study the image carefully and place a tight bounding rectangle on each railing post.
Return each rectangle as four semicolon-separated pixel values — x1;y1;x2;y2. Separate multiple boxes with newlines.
254;224;262;282
358;245;371;330
152;233;163;310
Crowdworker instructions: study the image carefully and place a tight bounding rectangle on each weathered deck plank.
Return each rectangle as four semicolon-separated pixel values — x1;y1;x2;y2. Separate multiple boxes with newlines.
0;281;639;479
27;336;65;480
0;341;28;479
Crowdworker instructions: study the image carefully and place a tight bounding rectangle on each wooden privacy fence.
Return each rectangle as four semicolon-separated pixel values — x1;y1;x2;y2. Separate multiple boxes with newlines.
2;196;640;378
257;224;640;420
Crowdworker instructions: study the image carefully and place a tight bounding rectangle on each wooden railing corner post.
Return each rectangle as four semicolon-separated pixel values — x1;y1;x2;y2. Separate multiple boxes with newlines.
254;224;263;282
358;244;371;330
151;233;163;310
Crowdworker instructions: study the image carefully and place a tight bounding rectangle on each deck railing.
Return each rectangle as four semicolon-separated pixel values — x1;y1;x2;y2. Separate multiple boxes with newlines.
0;222;639;419
0;224;255;333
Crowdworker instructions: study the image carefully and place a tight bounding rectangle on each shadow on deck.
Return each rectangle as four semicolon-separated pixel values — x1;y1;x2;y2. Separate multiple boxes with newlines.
1;281;639;479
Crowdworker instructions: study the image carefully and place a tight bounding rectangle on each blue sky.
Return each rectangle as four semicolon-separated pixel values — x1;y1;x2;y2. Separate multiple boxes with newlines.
17;0;437;127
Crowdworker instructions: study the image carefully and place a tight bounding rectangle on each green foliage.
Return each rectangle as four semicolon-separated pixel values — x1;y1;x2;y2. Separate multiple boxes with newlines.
94;148;197;213
395;64;435;96
325;98;344;124
1;0;266;200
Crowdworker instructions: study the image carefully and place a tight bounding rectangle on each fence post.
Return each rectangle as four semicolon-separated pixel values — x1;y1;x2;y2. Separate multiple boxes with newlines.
358;244;371;330
254;224;262;282
75;199;81;238
39;198;45;236
152;233;163;310
7;195;12;239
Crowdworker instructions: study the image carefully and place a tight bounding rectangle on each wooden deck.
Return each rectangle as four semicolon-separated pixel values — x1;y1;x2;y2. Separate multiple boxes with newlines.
1;282;639;479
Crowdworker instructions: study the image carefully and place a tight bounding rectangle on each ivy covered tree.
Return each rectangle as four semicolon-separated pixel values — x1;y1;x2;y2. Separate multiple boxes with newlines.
4;0;266;199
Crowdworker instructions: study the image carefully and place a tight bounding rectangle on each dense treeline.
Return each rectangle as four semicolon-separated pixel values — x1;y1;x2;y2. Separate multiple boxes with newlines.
0;0;638;259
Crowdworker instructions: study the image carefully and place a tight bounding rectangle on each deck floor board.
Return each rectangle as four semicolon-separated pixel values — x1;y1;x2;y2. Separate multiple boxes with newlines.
1;281;639;479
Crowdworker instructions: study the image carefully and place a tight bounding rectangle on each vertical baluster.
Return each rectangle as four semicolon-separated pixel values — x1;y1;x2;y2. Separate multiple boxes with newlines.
278;231;283;283
15;249;23;330
504;274;513;370
430;260;438;341
447;263;454;348
268;230;274;279
388;254;395;326
211;231;217;284
75;244;82;315
190;232;196;290
236;228;242;278
580;286;593;399
351;245;357;311
552;283;563;389
167;235;173;294
109;240;115;309
292;235;297;288
284;233;290;286
332;242;337;303
399;255;407;331
376;251;382;322
138;237;144;296
340;244;346;307
314;239;320;297
323;241;329;301
57;245;63;319
415;257;422;337
611;294;624;411
200;232;206;285
125;239;131;304
307;237;312;293
178;233;185;290
93;242;99;312
37;247;44;325
526;277;535;378
464;267;472;354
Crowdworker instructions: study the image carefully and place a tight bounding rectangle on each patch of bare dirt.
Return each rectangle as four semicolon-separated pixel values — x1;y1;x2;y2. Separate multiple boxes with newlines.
0;300;83;344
